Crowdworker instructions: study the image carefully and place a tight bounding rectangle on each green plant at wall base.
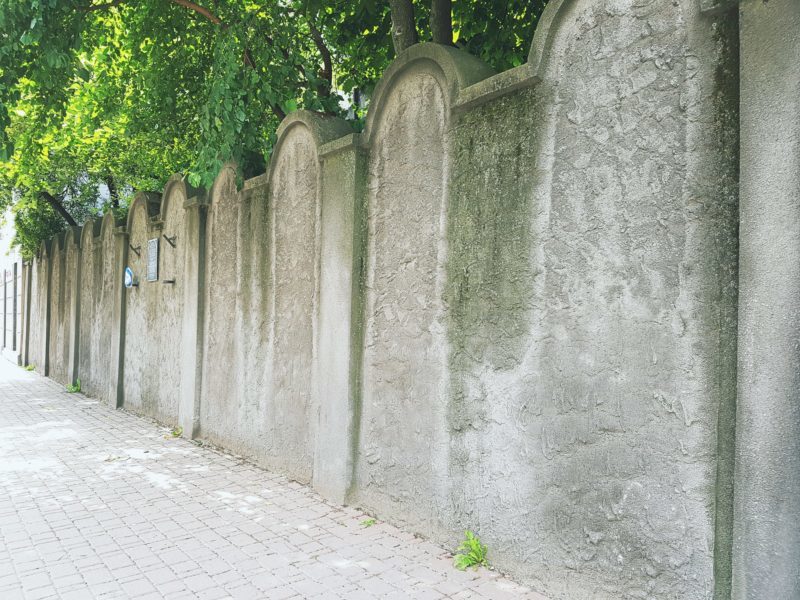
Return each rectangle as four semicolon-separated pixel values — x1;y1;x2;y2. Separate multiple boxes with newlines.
171;426;183;438
66;379;80;393
453;531;488;571
24;364;34;371
360;518;377;528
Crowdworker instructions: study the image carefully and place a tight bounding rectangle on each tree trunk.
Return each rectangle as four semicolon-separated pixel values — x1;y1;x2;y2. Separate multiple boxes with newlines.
389;0;418;55
39;192;77;226
430;0;452;46
105;174;119;210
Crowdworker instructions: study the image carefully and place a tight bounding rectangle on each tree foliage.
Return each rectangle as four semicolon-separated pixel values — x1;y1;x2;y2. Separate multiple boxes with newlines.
0;0;546;257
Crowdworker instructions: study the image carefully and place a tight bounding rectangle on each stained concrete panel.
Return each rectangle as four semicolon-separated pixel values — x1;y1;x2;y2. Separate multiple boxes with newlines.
19;5;742;596
27;248;50;372
47;234;70;385
356;64;451;529
444;1;739;599
312;135;365;503
122;191;185;425
78;217;117;405
266;124;321;483
199;167;273;461
735;1;800;597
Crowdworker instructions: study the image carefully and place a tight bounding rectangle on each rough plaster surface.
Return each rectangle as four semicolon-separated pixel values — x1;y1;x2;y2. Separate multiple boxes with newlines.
199;118;344;485
450;2;737;599
313;139;363;503
47;234;70;386
77;217;118;405
267;125;320;482
21;3;744;597
354;3;738;599
122;192;185;425
734;1;800;598
77;222;98;395
199;169;272;464
356;65;451;530
27;252;49;372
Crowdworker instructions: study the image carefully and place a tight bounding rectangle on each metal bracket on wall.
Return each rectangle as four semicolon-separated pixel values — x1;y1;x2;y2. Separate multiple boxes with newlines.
163;234;177;248
129;244;141;257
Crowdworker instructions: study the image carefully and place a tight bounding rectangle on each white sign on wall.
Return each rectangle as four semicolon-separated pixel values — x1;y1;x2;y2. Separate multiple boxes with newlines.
147;238;159;282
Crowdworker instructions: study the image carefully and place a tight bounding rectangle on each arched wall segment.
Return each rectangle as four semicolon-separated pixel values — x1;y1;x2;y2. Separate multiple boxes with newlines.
361;43;495;145
526;0;577;78
443;1;739;599
354;47;473;533
46;234;64;382
267;119;321;483
199;164;255;457
78;217;118;405
122;190;187;425
48;229;81;386
27;241;51;373
198;113;351;484
78;220;100;397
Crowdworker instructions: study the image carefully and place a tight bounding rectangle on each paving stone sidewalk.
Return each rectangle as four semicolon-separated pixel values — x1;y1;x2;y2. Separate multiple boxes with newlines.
0;361;547;600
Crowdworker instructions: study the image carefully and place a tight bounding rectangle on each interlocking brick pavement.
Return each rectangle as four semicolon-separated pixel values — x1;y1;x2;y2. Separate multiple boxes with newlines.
0;360;548;599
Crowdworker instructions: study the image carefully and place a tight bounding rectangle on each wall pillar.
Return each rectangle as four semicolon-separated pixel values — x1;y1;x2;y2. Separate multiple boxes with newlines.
4;269;8;350
312;134;367;503
42;250;52;376
13;262;18;353
21;261;31;366
67;238;81;386
734;1;800;597
178;194;208;438
110;227;128;408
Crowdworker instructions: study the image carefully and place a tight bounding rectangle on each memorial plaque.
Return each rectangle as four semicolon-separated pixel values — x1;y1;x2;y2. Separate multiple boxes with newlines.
147;238;159;282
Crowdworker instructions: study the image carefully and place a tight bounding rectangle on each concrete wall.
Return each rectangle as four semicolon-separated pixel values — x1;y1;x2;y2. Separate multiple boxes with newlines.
438;2;739;599
198;115;351;483
197;166;276;461
122;189;186;425
22;1;799;597
78;216;119;404
734;1;800;598
356;53;467;533
25;243;50;372
47;230;81;386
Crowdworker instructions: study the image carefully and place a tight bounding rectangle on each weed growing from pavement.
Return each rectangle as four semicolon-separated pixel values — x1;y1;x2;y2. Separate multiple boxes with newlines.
453;531;488;571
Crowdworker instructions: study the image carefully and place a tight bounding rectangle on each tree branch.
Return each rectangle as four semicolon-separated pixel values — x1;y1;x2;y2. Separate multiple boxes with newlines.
309;23;332;86
169;0;222;25
39;192;77;226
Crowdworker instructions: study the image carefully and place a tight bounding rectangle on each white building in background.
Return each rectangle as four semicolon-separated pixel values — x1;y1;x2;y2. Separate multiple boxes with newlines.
0;208;23;363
